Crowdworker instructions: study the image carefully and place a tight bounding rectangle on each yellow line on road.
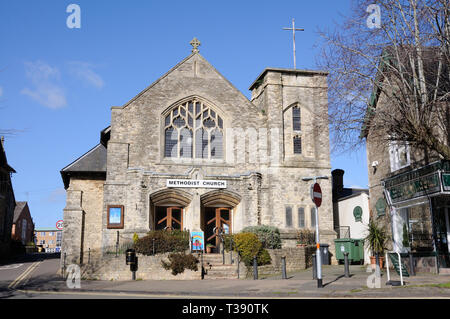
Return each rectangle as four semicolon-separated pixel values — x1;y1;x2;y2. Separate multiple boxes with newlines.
8;261;42;290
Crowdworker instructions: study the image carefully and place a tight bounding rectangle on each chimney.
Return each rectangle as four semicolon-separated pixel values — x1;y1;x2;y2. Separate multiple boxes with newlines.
331;169;345;201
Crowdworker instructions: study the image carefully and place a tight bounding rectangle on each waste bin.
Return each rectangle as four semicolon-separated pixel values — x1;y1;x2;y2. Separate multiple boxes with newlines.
334;238;364;264
320;243;330;265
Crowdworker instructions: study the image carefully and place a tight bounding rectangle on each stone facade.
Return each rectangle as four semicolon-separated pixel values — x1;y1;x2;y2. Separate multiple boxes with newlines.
61;42;337;278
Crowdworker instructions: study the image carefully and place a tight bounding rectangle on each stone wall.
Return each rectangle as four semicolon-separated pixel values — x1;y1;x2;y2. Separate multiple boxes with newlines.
79;246;315;281
82;252;202;281
257;246;315;276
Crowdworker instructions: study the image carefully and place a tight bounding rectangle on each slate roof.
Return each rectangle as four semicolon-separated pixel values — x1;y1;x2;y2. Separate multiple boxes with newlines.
13;201;27;223
335;188;369;202
60;143;107;189
0;138;15;173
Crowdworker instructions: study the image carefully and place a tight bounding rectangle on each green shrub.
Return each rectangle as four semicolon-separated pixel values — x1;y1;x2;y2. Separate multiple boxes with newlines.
233;232;271;267
242;225;282;249
132;233;139;244
134;230;189;255
161;253;199;276
296;229;315;245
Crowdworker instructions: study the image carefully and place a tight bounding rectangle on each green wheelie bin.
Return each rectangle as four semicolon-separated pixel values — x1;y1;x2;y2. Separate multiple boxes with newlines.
334;238;364;264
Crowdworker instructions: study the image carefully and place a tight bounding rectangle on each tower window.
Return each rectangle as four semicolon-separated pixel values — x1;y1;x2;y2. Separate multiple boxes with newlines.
293;106;301;131
293;136;302;154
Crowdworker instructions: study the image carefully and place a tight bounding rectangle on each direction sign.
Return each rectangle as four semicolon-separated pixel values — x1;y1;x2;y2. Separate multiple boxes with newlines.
311;183;322;207
56;220;64;230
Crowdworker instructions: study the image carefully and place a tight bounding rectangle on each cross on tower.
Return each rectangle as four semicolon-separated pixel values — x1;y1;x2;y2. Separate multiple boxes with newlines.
283;19;304;69
190;37;201;53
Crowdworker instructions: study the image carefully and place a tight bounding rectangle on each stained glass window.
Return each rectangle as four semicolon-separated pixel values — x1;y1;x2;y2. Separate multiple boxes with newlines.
164;100;223;159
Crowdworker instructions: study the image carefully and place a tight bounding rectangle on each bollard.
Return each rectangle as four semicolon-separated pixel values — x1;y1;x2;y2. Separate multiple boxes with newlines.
312;253;317;280
344;252;350;278
237;253;240;279
222;240;225;265
88;248;91;265
253;256;258;280
281;256;287;279
62;252;67;278
409;253;416;276
201;251;205;279
115;231;119;257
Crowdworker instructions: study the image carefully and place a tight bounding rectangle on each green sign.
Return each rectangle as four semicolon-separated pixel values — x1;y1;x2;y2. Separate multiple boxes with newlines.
443;174;450;191
375;198;386;216
353;206;363;222
387;173;440;203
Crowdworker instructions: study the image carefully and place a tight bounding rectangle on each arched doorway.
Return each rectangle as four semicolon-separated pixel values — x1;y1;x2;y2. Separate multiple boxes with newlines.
200;190;241;250
150;189;192;231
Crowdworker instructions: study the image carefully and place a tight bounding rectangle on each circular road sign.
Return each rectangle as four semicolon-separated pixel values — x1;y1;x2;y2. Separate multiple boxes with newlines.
56;220;64;230
311;183;322;207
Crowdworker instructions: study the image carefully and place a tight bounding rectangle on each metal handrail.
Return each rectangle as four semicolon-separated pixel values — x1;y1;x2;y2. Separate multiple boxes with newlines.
385;251;404;286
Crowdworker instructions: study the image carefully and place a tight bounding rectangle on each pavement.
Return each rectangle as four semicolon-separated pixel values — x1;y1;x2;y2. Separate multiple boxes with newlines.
2;254;450;299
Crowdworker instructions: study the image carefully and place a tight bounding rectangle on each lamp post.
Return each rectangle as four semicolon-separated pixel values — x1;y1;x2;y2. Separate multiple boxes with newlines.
302;175;328;288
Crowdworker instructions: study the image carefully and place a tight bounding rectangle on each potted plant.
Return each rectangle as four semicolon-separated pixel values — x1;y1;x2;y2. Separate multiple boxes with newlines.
206;244;214;254
364;219;389;269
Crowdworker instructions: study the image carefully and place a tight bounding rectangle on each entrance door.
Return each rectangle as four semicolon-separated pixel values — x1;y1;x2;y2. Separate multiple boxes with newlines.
155;206;183;230
205;208;231;247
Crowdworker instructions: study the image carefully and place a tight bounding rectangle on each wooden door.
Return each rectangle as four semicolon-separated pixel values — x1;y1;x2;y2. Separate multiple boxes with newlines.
206;208;231;247
156;206;183;230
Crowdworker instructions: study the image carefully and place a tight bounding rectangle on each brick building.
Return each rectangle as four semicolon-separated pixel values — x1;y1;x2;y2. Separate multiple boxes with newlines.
11;201;34;245
35;228;62;253
60;39;336;271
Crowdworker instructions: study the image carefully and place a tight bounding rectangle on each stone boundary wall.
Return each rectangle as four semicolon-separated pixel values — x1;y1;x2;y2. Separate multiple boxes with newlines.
80;246;315;281
257;246;315;276
81;252;202;281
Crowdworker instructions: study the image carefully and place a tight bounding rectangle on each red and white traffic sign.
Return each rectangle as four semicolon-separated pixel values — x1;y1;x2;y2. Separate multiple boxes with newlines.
56;220;64;230
311;183;322;207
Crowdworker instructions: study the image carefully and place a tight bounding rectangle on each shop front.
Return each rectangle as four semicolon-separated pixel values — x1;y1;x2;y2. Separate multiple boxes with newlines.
383;160;450;272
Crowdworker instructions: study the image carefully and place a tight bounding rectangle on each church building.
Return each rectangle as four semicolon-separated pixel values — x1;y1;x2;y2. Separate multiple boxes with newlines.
60;39;336;266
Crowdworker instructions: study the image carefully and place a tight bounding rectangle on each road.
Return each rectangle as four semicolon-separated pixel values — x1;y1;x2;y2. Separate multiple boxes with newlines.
0;253;61;297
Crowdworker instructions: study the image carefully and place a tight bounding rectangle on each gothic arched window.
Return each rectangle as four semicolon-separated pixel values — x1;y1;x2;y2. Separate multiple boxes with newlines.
164;100;224;159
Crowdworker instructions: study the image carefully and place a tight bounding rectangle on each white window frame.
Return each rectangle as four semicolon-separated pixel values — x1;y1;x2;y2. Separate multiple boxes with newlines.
389;140;411;172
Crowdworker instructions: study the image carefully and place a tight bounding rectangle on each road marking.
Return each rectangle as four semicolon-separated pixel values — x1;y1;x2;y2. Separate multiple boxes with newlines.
0;264;23;270
8;261;42;290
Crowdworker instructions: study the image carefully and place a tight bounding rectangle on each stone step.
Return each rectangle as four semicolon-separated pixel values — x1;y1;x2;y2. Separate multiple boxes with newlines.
439;268;450;275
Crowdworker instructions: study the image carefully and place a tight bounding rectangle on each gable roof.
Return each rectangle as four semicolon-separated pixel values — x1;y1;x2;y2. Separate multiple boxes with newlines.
13;201;29;223
117;51;259;112
60;143;107;189
0;137;16;173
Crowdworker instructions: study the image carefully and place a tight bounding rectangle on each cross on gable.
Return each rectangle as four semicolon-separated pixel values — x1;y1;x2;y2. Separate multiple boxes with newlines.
190;37;201;53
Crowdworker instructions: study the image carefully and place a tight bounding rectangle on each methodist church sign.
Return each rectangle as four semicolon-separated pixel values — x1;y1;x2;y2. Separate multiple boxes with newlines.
166;179;227;189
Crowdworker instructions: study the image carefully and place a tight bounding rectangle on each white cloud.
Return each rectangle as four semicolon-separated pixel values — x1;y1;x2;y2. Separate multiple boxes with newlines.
21;61;67;109
68;61;104;89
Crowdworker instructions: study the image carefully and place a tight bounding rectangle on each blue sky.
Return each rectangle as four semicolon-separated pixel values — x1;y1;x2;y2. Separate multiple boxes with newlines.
0;0;368;228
